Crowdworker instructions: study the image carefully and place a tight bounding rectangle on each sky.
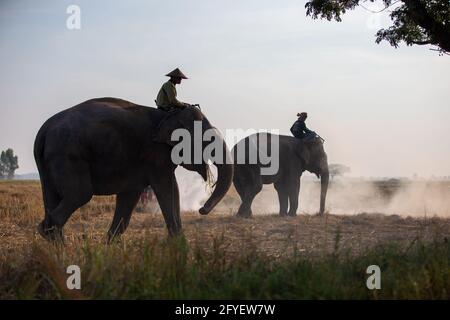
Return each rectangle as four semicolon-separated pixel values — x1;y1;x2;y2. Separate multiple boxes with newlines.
0;0;449;178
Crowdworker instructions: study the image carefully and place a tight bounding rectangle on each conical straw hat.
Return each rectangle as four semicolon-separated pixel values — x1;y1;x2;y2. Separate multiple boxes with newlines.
165;68;188;79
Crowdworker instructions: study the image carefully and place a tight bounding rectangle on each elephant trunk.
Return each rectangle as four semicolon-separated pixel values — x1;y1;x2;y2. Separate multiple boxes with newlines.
199;137;234;215
319;168;329;216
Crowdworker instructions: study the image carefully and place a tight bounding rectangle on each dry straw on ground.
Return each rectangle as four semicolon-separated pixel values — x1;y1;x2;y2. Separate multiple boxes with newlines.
1;180;449;259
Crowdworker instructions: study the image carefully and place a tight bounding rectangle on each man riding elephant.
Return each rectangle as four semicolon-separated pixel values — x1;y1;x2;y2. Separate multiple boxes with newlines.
155;68;197;111
290;112;316;141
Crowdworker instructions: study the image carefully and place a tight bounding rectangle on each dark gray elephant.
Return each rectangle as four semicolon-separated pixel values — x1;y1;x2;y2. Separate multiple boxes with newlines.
34;97;233;242
232;133;329;217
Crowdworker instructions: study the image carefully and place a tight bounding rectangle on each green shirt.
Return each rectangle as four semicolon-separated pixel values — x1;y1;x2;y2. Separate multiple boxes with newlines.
155;80;187;110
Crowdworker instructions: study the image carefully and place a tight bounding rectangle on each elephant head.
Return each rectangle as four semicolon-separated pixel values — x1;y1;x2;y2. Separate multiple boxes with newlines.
154;106;234;215
298;138;329;215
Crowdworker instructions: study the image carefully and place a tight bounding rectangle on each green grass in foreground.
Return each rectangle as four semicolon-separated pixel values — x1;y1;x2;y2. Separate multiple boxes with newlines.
1;235;449;299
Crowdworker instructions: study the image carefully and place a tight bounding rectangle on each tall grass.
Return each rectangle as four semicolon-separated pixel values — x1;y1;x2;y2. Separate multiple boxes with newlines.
0;234;448;299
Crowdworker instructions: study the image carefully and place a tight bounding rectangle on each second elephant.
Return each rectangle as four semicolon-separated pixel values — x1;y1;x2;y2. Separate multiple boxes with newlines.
232;133;329;217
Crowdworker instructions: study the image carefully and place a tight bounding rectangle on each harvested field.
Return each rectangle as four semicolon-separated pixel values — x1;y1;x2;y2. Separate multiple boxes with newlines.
0;180;449;299
1;180;449;257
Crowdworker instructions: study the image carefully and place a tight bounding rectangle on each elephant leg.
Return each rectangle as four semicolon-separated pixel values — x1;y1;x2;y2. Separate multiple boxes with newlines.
274;182;288;216
39;193;92;242
236;181;262;218
39;159;93;242
107;191;141;243
235;165;262;218
38;171;62;239
234;175;246;215
237;192;257;218
287;179;300;217
152;171;182;236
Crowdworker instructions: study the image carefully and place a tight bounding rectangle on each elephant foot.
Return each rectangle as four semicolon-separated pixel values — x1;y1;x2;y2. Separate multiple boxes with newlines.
167;227;184;237
37;222;64;243
236;210;252;218
288;212;297;217
106;231;123;245
167;232;186;240
279;212;288;217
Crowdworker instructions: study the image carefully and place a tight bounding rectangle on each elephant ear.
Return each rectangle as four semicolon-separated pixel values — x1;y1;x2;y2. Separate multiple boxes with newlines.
154;108;199;146
295;141;310;166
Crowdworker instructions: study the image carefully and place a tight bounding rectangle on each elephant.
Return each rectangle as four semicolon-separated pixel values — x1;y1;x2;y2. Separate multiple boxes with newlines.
232;133;329;217
33;97;233;242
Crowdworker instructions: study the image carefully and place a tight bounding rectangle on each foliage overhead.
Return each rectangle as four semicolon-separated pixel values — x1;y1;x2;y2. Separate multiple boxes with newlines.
305;0;450;55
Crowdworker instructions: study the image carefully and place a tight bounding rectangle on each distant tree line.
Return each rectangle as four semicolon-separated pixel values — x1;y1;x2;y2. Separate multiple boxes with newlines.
0;148;19;179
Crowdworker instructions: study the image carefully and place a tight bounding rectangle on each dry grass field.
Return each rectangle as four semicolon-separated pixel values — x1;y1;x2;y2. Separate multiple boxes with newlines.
0;180;449;299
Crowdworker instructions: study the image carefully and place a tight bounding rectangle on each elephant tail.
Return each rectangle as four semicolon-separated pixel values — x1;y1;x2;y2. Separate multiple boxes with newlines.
33;126;47;178
34;125;54;215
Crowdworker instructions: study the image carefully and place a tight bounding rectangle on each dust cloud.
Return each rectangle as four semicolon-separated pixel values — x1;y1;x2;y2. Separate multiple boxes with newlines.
252;178;450;217
175;166;450;217
175;167;213;211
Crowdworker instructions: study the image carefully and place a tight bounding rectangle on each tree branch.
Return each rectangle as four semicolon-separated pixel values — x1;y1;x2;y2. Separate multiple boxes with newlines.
402;0;450;52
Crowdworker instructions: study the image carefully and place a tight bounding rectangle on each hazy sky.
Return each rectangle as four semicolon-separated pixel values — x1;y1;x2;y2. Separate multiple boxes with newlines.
1;0;449;177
